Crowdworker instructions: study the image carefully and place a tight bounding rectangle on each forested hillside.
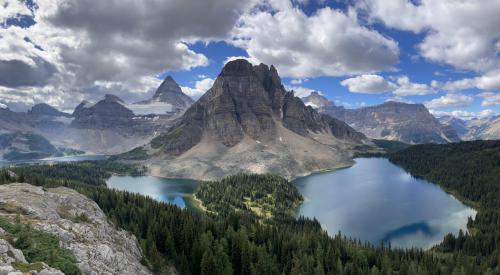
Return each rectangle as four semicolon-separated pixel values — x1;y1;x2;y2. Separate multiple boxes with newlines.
195;174;303;220
2;157;498;274
389;140;500;268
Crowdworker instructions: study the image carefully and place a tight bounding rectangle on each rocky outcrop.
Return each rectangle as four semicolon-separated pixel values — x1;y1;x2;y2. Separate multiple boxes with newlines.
319;101;460;144
134;59;367;180
0;237;64;275
0;183;152;275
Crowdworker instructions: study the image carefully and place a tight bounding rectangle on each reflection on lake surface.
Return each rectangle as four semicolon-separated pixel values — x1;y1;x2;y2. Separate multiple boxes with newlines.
0;155;108;168
105;158;475;249
293;158;476;249
106;176;199;209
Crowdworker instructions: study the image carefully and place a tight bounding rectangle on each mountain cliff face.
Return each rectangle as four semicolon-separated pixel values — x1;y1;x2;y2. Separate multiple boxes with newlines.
132;59;367;180
72;94;135;130
316;100;460;144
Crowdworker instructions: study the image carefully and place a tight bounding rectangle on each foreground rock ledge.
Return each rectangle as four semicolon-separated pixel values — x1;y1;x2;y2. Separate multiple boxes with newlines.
0;183;152;275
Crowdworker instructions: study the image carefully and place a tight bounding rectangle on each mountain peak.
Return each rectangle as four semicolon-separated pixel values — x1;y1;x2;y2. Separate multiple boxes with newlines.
149;76;194;110
154;76;181;97
104;94;125;103
301;92;333;109
221;59;255;77
28;103;71;117
138;61;366;180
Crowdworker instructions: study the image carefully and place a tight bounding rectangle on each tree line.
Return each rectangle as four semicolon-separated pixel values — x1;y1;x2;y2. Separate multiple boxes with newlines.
0;141;499;274
389;140;500;270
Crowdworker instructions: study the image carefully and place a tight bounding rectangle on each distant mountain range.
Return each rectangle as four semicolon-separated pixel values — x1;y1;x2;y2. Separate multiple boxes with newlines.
121;59;368;180
2;62;497;164
0;77;195;159
301;93;460;144
439;115;500;141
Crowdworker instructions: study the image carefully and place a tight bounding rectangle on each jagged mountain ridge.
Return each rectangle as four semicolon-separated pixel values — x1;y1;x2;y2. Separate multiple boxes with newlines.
324;101;460;144
0;94;174;156
132;59;367;180
300;92;459;144
0;77;196;156
72;94;135;130
440;115;500;140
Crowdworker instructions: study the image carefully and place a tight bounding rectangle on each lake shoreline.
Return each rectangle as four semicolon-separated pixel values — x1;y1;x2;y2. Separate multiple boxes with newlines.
293;157;476;250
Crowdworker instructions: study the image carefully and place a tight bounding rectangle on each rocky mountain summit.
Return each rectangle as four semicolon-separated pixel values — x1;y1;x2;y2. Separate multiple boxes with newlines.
28;103;72;118
130;59;367;180
0;183;152;275
301;91;333;109
72;94;135;130
135;76;194;113
304;94;460;144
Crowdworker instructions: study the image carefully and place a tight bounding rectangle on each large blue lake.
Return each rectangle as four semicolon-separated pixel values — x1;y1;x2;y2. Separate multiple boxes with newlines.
106;158;475;249
293;158;476;249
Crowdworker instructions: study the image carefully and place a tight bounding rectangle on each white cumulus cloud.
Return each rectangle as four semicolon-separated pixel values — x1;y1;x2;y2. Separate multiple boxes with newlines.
393;76;435;96
359;0;500;73
231;4;399;78
286;85;322;98
479;92;500;107
340;74;396;94
425;94;474;109
341;74;434;96
181;78;215;99
438;70;500;91
431;109;497;120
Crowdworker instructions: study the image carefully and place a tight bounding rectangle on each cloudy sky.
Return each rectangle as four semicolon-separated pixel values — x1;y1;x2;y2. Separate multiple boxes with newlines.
0;0;499;119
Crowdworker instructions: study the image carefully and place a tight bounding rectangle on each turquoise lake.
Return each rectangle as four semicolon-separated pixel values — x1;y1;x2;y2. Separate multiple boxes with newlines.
105;158;476;249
